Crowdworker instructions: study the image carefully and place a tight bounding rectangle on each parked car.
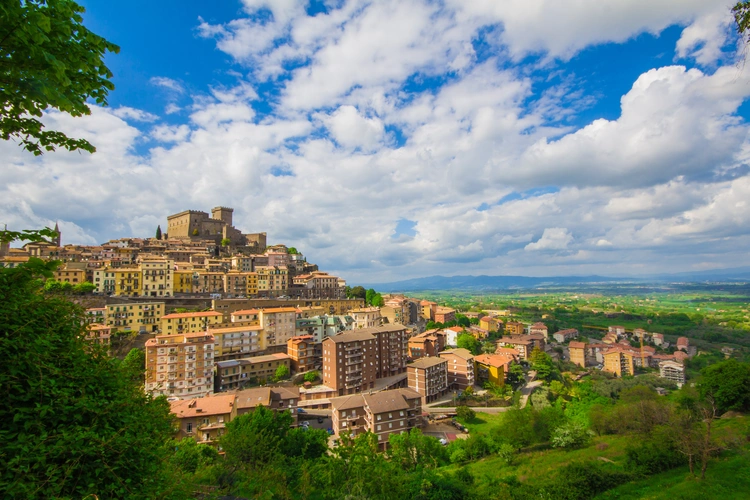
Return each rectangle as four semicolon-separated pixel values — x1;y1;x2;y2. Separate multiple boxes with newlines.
297;408;306;413
439;438;448;446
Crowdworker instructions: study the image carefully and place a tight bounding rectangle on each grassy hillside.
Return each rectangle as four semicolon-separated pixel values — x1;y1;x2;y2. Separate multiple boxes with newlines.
455;414;749;499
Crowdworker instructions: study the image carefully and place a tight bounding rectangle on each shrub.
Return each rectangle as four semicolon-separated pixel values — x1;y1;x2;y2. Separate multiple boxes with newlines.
456;405;476;422
540;461;634;500
625;440;686;475
551;422;592;449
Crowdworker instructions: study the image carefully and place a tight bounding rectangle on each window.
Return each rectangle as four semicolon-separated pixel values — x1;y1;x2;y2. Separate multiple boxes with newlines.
388;423;392;429
187;423;192;432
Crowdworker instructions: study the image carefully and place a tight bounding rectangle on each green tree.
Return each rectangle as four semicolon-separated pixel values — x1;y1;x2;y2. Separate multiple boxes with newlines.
120;347;145;384
481;340;496;354
1;0;120;155
220;405;294;466
371;292;384;307
0;262;175;498
303;370;319;383
507;362;525;386
347;285;366;299
72;281;95;293
698;359;750;413
155;225;162;240
275;363;290;381
551;421;592;449
455;313;471;328
220;237;231;247
530;347;557;383
287;247;298;254
387;428;449;471
456;405;476;422
457;333;480;355
734;1;750;44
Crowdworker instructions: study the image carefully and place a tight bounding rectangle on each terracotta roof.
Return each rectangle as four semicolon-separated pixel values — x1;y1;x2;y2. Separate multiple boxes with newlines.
261;307;298;313
234;388;272;409
170;393;235;418
439;348;474;360
475;353;516;368
363;388;421;414
409;357;448;369
568;341;587;349
330;393;366;411
326;331;376;343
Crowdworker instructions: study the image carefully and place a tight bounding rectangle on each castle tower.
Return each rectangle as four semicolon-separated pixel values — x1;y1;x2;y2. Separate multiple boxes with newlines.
211;206;233;226
52;222;61;247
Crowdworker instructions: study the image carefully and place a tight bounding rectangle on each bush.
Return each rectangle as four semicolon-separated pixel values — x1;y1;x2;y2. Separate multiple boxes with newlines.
624;439;686;475
539;461;634;500
551;422;592;449
303;370;319;383
456;405;476;422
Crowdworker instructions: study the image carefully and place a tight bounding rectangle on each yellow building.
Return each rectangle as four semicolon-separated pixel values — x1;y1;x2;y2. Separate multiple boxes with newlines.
161;310;224;334
568;341;587;368
603;348;634;377
106;302;165;332
479;316;501;332
173;269;194;294
256;265;289;296
53;265;86;285
474;354;513;386
246;272;258;296
111;267;142;296
145;332;215;399
140;258;174;297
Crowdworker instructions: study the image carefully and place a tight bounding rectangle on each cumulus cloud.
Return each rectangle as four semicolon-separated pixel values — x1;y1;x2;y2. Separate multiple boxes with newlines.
676;7;734;65
2;1;750;282
112;106;159;122
525;228;574;251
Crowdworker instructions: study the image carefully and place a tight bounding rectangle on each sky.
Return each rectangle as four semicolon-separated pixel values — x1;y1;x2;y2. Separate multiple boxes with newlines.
2;0;750;283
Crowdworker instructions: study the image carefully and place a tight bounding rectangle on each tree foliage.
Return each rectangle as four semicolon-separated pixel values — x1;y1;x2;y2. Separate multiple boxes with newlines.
0;263;175;499
274;363;290;381
698;358;750;413
155;225;162;240
0;0;120;155
457;333;480;355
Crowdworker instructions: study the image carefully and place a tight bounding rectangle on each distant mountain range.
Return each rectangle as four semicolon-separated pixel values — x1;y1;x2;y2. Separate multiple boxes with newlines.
364;267;750;292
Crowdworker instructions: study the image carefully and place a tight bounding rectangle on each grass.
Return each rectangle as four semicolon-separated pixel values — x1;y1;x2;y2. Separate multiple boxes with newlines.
595;449;750;499
459;412;504;435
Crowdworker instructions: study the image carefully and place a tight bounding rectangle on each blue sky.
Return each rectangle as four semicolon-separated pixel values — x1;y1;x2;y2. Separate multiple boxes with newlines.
2;0;750;282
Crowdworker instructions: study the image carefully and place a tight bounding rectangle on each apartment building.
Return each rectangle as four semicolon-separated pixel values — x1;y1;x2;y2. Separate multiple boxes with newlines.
287;335;321;373
350;307;382;329
407;357;449;404
568;341;587;367
52;264;86;285
85;324;111;351
553;328;579;343
140;258;174;297
173;269;194;294
235;386;300;417
208;324;264;361
293;271;344;298
330;387;423;450
528;322;549;339
161;311;224;334
322;330;378;395
256;265;289;297
246;272;258;296
659;360;686;388
370;324;409;379
145;332;215;399
222;271;250;297
259;307;298;347
85;307;106;324
408;330;445;360
603;348;635;377
170;393;236;446
214;353;291;390
434;306;456;324
230;309;260;324
474;353;514;386
504;321;526;335
195;271;224;294
92;267;141;296
420;300;437;321
479;316;502;333
105;302;164;332
438;348;475;390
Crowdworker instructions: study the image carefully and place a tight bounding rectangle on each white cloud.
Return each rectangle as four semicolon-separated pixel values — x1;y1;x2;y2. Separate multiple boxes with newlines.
676;7;734;65
525;228;574;251
150;77;185;94
321;105;384;150
151;124;191;143
112;106;158;122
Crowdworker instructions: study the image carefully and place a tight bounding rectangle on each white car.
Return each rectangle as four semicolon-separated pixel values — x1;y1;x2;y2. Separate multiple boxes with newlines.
439;438;448;446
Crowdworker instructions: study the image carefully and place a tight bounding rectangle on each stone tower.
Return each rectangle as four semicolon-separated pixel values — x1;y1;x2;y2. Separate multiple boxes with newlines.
211;206;233;226
52;222;61;247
